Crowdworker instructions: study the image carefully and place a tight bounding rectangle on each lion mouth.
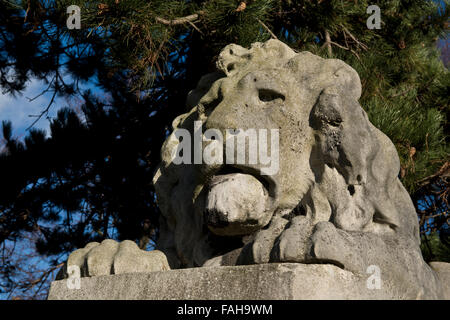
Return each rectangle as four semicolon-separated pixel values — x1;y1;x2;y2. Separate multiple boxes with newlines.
207;165;277;197
203;165;277;237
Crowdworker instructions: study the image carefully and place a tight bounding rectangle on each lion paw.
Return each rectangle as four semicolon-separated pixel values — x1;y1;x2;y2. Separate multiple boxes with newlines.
270;215;314;263
59;239;170;278
309;221;363;271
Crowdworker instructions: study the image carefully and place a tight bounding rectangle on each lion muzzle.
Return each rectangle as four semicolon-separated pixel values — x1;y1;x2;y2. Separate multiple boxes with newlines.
204;173;272;236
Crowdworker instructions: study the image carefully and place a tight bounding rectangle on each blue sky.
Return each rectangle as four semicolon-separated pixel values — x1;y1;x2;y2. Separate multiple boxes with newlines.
0;79;61;138
0;78;101;142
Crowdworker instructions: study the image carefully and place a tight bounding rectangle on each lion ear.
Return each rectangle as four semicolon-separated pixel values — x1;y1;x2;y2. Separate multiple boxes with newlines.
285;52;362;101
331;65;362;100
217;39;297;76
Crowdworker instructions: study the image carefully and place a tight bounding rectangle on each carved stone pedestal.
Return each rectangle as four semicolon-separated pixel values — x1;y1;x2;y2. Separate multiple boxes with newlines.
47;262;450;300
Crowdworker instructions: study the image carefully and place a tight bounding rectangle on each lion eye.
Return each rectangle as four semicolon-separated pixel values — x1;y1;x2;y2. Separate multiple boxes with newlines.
258;89;285;102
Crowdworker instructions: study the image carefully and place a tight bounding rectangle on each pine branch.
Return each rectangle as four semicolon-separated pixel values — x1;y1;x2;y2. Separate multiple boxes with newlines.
155;11;204;26
328;40;362;61
257;18;277;39
417;162;450;187
26;88;57;131
322;30;332;56
340;25;369;51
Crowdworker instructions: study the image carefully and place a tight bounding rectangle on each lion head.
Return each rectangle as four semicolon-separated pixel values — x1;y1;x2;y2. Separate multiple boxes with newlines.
152;39;420;270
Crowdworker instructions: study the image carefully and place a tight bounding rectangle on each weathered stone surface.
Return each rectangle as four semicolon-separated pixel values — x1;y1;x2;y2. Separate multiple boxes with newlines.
53;39;449;300
150;39;446;298
48;263;436;300
205;173;271;236
56;239;170;279
48;263;450;300
430;262;450;299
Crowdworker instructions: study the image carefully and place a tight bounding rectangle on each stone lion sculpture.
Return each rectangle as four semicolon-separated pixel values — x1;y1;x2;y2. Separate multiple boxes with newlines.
60;39;446;299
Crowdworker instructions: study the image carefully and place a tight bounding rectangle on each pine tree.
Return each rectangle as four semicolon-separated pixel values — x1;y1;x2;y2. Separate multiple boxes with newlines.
0;0;448;299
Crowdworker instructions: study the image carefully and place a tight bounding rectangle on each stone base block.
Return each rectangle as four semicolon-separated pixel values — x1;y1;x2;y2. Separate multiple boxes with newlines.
47;263;449;300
